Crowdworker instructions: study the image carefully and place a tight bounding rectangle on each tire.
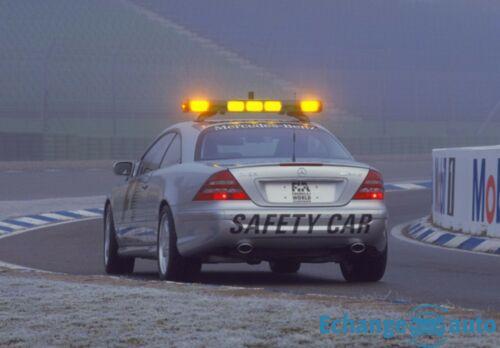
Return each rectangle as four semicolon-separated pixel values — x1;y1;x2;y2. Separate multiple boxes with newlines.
104;206;135;275
340;247;387;282
269;261;301;274
157;205;201;281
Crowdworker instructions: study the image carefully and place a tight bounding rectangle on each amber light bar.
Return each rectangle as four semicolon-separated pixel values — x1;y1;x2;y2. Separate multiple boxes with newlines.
182;99;322;114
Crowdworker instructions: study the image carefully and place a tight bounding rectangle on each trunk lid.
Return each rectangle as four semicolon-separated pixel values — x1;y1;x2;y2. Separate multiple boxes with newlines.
227;162;369;207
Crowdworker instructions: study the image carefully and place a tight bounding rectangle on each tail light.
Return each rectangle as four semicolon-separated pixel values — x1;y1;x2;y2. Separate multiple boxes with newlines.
194;170;250;201
353;170;384;200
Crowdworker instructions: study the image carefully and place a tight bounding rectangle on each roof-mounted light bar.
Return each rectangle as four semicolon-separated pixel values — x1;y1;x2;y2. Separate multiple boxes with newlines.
181;96;322;122
181;100;211;113
300;100;322;113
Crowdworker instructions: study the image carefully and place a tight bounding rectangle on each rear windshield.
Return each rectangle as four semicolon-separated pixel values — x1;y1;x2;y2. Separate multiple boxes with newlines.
196;123;352;161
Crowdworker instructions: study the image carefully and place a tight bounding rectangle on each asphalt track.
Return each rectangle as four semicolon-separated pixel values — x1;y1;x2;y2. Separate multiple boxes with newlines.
0;168;115;200
1;188;499;311
0;159;499;312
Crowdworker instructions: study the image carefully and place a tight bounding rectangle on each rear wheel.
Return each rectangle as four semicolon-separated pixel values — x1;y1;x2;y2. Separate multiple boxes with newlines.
104;207;135;274
157;206;201;281
269;261;301;274
340;247;387;282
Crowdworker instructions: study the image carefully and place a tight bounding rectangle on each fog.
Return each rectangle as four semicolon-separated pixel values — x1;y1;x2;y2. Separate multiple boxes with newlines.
1;0;500;160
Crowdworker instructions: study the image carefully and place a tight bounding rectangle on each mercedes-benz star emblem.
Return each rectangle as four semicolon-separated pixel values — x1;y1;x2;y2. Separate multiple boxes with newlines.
297;167;307;176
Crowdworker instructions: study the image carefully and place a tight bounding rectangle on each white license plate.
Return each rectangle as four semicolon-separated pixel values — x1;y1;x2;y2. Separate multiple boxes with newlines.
264;181;336;204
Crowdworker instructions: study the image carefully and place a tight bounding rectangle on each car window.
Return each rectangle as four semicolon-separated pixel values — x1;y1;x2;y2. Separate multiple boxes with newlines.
196;124;351;161
161;134;181;168
140;133;175;174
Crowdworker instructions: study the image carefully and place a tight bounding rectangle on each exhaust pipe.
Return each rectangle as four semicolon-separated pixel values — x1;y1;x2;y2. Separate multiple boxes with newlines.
350;242;366;254
237;242;254;255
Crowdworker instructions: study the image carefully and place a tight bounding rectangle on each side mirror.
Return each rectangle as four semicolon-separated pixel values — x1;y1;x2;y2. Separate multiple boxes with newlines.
113;161;133;176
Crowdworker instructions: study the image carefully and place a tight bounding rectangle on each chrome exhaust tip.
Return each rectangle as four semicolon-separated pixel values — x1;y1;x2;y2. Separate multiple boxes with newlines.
350;242;366;254
237;242;254;255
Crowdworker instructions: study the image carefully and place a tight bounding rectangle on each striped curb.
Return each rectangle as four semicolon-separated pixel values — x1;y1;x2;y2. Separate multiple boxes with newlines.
0;208;104;236
384;180;432;192
406;216;500;255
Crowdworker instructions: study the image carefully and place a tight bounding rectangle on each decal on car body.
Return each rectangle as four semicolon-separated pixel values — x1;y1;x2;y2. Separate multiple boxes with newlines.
229;214;373;234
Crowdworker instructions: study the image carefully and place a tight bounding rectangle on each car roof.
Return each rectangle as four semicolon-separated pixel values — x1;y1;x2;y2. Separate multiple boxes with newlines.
163;119;329;134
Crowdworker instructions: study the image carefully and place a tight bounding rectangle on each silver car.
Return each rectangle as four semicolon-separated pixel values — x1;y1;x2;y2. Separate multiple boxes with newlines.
104;110;387;282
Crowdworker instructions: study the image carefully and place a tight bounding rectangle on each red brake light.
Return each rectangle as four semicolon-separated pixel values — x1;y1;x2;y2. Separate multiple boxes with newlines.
194;170;250;201
353;170;384;200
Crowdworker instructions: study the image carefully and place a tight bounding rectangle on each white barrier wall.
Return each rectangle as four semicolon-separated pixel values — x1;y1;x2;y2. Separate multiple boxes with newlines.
433;146;500;238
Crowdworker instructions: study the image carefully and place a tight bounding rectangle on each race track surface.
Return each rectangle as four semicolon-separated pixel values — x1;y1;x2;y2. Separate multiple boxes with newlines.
1;189;499;311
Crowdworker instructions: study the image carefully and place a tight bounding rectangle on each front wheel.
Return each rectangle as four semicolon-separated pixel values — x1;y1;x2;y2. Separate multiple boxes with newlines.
157;206;201;281
340;247;387;282
104;207;135;274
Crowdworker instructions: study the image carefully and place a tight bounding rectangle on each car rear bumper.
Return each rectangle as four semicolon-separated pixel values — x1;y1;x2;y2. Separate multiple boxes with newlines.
173;202;387;262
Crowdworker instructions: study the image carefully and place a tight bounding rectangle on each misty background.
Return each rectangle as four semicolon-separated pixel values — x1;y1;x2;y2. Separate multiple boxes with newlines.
1;0;499;161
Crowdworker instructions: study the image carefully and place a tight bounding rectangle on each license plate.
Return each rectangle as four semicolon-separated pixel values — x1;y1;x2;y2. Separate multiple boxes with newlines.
263;181;337;204
291;181;311;203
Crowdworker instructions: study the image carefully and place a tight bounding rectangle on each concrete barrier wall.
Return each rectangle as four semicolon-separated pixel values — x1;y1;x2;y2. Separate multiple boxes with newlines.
433;146;500;238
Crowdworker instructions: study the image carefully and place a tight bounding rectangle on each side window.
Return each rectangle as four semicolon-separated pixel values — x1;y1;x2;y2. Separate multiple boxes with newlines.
161;134;181;168
140;133;175;174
